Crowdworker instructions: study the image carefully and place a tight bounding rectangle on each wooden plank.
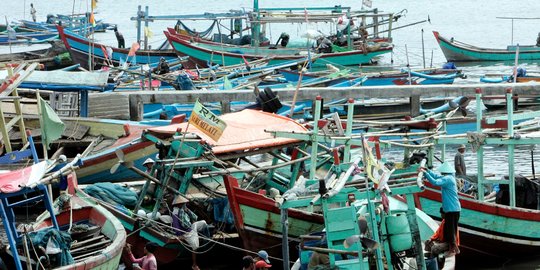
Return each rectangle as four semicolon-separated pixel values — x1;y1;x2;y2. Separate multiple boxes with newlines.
62;122;90;140
123;83;540;106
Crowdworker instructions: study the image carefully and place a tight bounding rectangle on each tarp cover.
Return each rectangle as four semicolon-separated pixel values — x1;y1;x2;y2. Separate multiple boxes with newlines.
0;161;48;193
0;70;109;87
148;109;308;154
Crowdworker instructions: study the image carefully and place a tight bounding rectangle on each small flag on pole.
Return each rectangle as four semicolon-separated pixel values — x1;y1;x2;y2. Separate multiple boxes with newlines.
38;95;65;150
189;100;227;141
91;0;98;10
144;26;153;39
89;12;96;27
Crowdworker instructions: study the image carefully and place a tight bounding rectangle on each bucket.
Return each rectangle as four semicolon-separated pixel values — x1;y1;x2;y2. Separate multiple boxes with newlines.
385;213;413;252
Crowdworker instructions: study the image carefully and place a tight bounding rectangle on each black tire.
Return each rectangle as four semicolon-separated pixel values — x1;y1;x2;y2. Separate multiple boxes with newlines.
263;87;283;112
257;90;276;112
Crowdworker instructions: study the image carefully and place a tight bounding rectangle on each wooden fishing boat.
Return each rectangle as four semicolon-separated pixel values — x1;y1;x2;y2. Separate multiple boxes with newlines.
83;109;309;265
279;67;465;86
0;161;126;270
433;31;540;62
415;90;540;261
165;30;393;68
223;97;456;268
56;26;185;70
18;116;167;184
0;40;72;70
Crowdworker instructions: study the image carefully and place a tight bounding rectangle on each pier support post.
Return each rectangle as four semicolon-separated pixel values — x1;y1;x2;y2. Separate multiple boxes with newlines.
129;94;144;121
410;95;420;117
476;88;485;200
281;207;290;270
220;100;231;114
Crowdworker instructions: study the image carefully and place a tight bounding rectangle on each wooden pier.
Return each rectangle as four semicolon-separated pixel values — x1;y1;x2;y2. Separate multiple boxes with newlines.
122;83;540;120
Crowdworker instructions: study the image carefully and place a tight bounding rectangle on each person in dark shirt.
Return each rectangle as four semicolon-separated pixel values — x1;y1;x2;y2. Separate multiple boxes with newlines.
454;144;466;177
114;27;125;48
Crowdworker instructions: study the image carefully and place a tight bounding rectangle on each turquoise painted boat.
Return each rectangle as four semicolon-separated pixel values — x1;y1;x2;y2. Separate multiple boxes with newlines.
433;31;540;62
165;30;392;68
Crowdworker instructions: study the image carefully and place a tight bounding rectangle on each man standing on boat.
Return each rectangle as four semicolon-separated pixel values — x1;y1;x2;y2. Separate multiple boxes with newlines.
30;3;37;22
536;33;540;47
114;27;125;48
454;144;467;178
420;162;461;256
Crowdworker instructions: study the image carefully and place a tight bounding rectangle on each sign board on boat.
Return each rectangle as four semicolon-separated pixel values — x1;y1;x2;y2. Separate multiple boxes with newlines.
189;100;227;141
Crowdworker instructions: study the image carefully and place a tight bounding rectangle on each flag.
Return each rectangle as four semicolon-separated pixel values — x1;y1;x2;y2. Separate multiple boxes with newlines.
6;25;16;40
144;26;153;39
128;42;140;56
363;0;372;8
188;100;227;141
89;12;96;27
39;95;65;150
91;0;98;9
223;76;233;90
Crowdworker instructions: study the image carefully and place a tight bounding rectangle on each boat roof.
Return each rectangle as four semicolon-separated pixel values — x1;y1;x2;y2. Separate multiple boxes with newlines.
0;161;49;193
147;109;307;154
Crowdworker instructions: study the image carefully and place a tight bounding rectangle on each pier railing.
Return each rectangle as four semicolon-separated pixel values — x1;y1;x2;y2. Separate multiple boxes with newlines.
124;83;540;120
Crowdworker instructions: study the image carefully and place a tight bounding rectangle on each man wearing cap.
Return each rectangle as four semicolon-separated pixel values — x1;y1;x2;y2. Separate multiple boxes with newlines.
420;162;461;256
255;260;272;269
255;250;270;265
454;144;467;178
171;195;209;270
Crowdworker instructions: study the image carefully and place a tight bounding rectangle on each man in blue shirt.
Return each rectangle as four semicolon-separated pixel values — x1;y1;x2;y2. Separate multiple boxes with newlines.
420;162;461;256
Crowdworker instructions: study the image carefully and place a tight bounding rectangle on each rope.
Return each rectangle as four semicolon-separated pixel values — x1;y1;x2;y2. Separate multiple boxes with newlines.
94;198;293;263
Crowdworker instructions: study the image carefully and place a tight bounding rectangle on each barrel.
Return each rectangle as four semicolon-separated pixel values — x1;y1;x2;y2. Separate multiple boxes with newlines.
385;213;413;252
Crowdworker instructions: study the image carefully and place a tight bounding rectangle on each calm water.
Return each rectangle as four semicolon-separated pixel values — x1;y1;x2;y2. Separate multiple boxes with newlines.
2;0;540;269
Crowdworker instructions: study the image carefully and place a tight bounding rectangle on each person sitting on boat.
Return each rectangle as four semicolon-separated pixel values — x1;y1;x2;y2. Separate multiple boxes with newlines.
171;195;210;270
420;162;461;256
153;57;170;75
125;242;158;270
316;36;333;53
142;158;155;174
274;32;290;48
30;3;37;22
114;27;126;49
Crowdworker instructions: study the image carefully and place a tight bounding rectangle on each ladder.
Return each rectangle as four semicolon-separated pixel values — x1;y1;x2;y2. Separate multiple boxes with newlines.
0;63;38;153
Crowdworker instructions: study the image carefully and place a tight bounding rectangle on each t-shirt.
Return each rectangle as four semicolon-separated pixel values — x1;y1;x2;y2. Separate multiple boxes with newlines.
129;253;157;270
424;170;461;212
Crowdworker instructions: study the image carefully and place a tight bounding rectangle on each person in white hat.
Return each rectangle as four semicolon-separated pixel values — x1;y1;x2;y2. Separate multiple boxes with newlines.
142;158;155;174
171;195;209;270
454;144;467;177
420;162;461;256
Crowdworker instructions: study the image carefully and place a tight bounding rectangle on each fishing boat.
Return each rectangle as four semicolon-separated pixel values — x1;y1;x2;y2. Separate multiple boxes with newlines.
165;30;392;68
414;89;540;260
83;109;309;264
56;26;183;70
279;67;465;86
433;31;540;62
224;97;456;269
0;159;126;270
0;31;58;45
